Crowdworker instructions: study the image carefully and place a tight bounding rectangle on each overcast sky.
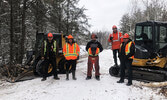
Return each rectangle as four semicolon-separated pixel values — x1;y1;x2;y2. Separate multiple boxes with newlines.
79;0;130;32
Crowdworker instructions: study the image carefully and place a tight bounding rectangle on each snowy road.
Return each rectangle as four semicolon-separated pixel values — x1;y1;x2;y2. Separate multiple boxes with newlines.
0;49;166;100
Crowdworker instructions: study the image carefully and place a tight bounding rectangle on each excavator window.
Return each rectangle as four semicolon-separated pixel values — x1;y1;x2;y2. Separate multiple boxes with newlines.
143;26;152;40
135;26;142;40
135;25;152;46
135;25;153;53
36;33;44;53
159;26;166;42
53;35;62;48
135;26;152;41
155;25;167;50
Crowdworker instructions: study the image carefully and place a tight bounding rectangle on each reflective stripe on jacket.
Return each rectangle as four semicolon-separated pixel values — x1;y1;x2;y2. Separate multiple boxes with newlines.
108;32;123;50
120;41;134;59
44;40;56;55
63;43;80;60
88;47;100;56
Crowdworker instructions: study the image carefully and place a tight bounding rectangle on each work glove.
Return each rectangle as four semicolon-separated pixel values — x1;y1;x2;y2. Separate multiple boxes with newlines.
125;55;129;60
77;56;79;60
118;53;121;58
41;57;44;60
110;37;113;40
118;54;123;61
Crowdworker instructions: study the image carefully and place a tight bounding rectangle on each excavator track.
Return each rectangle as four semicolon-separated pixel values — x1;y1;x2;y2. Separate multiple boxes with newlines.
132;67;167;82
109;66;167;82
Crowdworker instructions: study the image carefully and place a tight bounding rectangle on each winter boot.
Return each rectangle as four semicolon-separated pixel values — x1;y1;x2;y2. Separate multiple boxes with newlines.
95;76;100;81
54;75;60;80
72;70;77;80
86;76;91;80
114;63;118;67
66;71;69;80
41;77;46;81
126;81;132;86
126;82;132;86
117;79;124;83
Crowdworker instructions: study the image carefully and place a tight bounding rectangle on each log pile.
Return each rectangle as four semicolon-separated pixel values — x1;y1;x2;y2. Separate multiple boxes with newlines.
0;64;26;82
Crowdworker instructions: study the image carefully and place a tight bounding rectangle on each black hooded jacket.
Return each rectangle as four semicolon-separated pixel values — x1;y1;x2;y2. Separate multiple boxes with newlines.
86;40;103;53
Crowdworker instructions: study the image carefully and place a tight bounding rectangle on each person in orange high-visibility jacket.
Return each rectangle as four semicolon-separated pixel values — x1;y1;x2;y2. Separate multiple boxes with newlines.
117;33;135;86
63;35;80;80
108;25;123;67
86;34;103;80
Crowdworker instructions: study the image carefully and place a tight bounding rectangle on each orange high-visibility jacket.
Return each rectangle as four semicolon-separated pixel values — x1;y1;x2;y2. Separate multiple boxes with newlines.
63;43;80;60
120;41;135;59
88;47;100;56
125;41;134;59
108;32;123;50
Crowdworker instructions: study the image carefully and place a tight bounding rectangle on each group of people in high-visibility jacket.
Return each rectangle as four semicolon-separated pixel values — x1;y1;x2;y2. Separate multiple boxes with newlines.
41;26;135;86
41;33;80;81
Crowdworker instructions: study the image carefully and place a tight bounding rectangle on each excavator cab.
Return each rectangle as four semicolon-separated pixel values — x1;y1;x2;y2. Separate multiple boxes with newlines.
133;21;167;68
134;21;167;59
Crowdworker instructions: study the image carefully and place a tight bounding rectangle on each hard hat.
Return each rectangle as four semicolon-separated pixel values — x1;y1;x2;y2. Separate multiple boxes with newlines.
112;25;117;29
91;33;97;39
67;35;73;39
123;33;129;39
47;33;53;37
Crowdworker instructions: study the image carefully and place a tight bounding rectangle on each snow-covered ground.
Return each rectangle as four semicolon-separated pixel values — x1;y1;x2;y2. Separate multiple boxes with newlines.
0;46;166;100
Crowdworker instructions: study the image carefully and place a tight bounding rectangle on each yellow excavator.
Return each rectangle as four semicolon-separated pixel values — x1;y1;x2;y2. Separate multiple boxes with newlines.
13;33;68;82
109;21;167;82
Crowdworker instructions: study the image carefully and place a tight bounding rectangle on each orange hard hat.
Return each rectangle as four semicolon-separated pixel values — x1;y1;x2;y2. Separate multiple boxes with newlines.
91;33;97;39
47;32;53;37
123;33;129;39
67;35;73;39
112;25;117;29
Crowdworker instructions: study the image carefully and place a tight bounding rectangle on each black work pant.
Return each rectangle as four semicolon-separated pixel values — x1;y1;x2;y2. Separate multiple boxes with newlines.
113;49;119;66
120;59;133;83
66;60;77;71
42;58;58;78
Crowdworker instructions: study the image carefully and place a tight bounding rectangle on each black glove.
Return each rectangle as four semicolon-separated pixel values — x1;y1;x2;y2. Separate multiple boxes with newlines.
77;56;79;60
110;37;113;40
118;53;120;58
125;55;129;59
118;54;123;61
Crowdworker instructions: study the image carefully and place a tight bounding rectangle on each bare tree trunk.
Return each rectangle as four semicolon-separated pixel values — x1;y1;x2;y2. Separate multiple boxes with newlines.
58;0;62;33
66;0;70;35
10;0;14;67
36;0;39;35
20;0;28;64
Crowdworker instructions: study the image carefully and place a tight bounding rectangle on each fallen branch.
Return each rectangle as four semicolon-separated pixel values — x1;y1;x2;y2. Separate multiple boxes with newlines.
141;82;167;88
4;65;11;77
